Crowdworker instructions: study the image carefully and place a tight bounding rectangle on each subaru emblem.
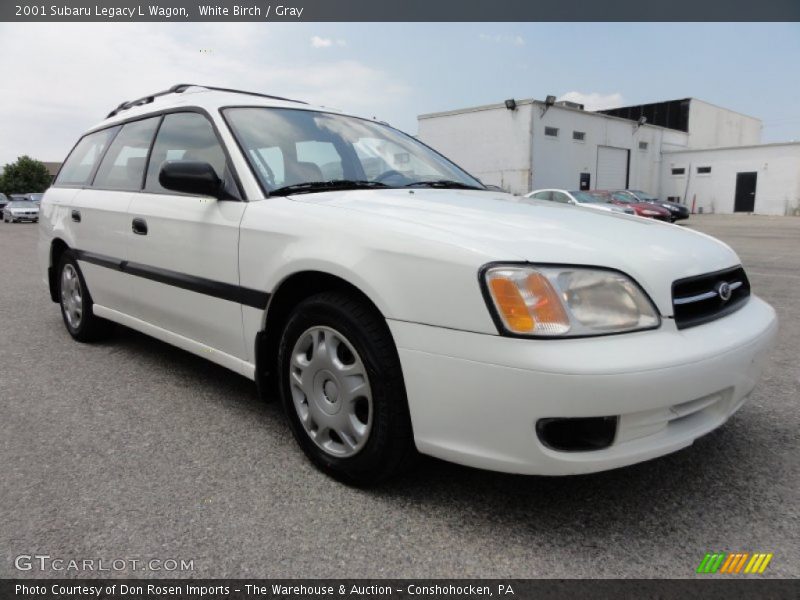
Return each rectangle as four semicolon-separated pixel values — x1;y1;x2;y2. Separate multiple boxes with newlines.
716;281;732;302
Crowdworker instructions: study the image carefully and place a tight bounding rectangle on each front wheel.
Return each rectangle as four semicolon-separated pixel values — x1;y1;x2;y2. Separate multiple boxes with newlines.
277;291;416;485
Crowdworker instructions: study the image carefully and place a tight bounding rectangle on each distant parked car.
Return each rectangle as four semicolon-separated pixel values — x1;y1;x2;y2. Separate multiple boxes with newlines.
3;199;39;223
614;190;690;222
0;193;8;212
602;190;671;221
525;189;635;215
26;193;45;205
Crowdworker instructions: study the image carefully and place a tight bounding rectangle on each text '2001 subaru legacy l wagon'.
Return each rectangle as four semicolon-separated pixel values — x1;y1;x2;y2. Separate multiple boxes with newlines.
39;85;777;484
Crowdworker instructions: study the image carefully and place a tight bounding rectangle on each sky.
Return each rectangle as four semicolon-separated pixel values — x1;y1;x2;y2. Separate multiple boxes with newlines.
1;22;799;165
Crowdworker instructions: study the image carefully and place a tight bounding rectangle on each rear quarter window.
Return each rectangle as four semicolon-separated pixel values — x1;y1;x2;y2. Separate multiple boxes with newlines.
55;127;119;186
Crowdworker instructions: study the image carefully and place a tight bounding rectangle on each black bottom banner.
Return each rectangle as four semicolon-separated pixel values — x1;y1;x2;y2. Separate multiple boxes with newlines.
1;579;798;600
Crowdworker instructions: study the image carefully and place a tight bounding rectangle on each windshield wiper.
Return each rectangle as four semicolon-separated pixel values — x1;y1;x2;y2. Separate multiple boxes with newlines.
269;180;388;196
404;180;484;190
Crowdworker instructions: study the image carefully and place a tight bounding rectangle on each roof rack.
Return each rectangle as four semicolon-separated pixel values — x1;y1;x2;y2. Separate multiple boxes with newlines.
106;83;306;118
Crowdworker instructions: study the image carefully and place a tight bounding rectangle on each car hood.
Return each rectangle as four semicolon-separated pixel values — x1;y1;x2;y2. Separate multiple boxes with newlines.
290;189;740;313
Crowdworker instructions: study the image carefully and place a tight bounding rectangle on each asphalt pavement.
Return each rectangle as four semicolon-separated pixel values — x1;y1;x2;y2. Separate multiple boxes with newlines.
1;214;798;578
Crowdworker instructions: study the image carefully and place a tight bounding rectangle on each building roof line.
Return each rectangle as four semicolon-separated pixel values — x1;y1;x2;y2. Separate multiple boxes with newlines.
662;141;800;154
418;99;690;133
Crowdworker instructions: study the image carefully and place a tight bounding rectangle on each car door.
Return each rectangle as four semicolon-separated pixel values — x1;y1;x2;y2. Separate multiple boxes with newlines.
55;120;159;316
125;111;248;360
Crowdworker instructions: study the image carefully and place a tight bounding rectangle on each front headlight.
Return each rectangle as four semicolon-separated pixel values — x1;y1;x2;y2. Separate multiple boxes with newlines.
482;265;660;337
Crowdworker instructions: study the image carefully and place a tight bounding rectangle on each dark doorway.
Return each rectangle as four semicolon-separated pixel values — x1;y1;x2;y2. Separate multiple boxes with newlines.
579;172;590;190
734;172;757;212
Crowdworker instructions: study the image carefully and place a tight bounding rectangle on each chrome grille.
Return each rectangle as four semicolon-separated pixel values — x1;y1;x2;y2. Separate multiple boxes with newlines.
672;266;750;329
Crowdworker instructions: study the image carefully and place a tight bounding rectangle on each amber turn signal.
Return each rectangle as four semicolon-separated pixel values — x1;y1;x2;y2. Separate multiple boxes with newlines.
485;268;570;335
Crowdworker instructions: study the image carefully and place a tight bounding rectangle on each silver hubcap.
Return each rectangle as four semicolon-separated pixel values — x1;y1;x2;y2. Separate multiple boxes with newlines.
60;263;83;329
289;326;373;458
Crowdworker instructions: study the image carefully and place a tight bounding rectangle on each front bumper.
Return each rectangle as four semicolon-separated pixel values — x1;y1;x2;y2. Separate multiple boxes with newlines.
389;296;777;475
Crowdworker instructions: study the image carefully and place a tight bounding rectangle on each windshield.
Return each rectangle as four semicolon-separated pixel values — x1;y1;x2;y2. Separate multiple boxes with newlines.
9;201;35;208
28;194;43;201
610;192;636;204
569;191;609;204
223;107;484;195
631;190;658;201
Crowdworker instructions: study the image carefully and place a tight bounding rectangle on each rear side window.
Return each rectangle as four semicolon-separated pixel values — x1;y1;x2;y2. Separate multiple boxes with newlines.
55;127;119;186
145;112;227;193
93;118;160;191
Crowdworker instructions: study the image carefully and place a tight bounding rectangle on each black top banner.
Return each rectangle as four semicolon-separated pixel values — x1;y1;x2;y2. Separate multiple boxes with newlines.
3;0;800;22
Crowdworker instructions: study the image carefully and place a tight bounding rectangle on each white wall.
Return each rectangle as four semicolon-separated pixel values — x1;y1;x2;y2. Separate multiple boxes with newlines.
687;99;762;149
418;101;680;196
660;143;800;215
417;102;534;192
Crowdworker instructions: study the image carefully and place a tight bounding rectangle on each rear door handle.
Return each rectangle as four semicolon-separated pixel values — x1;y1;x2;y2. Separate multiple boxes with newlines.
132;217;148;235
71;210;81;223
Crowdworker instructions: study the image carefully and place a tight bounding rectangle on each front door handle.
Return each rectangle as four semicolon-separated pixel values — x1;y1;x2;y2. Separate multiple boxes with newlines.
132;217;148;235
71;210;81;223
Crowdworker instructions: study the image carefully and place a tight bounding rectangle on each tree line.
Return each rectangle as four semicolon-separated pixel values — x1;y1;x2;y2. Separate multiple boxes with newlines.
0;156;53;195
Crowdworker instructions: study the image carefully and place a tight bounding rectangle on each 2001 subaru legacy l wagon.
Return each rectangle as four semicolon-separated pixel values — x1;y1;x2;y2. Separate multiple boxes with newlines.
39;84;777;484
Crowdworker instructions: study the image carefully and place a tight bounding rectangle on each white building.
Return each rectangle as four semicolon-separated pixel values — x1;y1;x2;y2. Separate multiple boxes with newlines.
417;97;800;215
661;143;800;216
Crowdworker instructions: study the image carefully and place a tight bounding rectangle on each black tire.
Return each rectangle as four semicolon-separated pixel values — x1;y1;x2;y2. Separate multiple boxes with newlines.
57;250;113;342
277;291;417;485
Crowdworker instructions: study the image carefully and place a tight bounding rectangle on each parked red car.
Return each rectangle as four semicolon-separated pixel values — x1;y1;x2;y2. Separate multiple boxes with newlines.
591;190;672;221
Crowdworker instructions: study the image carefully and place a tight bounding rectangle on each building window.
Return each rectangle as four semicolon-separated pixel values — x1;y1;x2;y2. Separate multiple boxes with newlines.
697;166;712;174
572;131;585;141
638;141;648;150
545;127;559;138
671;168;686;176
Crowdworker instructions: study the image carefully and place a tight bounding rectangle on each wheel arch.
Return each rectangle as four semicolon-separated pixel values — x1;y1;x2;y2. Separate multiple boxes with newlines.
255;269;398;401
48;238;71;302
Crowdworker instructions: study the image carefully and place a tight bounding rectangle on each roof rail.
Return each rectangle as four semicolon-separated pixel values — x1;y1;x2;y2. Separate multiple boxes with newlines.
106;83;306;118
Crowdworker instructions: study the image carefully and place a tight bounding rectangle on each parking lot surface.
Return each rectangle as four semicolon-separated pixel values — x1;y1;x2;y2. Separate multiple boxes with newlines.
1;214;798;578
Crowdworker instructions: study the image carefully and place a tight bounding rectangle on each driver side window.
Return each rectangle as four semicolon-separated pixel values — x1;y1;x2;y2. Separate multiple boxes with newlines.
552;192;572;204
145;112;227;193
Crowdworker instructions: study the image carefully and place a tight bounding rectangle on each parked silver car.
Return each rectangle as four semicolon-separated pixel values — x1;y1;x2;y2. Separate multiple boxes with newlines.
526;189;636;215
3;199;40;223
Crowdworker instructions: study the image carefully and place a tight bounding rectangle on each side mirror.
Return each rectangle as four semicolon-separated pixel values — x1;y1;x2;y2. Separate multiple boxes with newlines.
159;160;222;198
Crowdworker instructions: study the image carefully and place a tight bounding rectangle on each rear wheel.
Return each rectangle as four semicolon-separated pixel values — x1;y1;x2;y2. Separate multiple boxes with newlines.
278;291;416;485
57;251;112;342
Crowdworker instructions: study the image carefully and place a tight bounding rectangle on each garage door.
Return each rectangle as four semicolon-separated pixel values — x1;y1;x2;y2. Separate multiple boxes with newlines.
596;146;629;190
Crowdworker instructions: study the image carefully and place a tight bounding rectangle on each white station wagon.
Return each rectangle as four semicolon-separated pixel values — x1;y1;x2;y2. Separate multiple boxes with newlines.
39;85;777;484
